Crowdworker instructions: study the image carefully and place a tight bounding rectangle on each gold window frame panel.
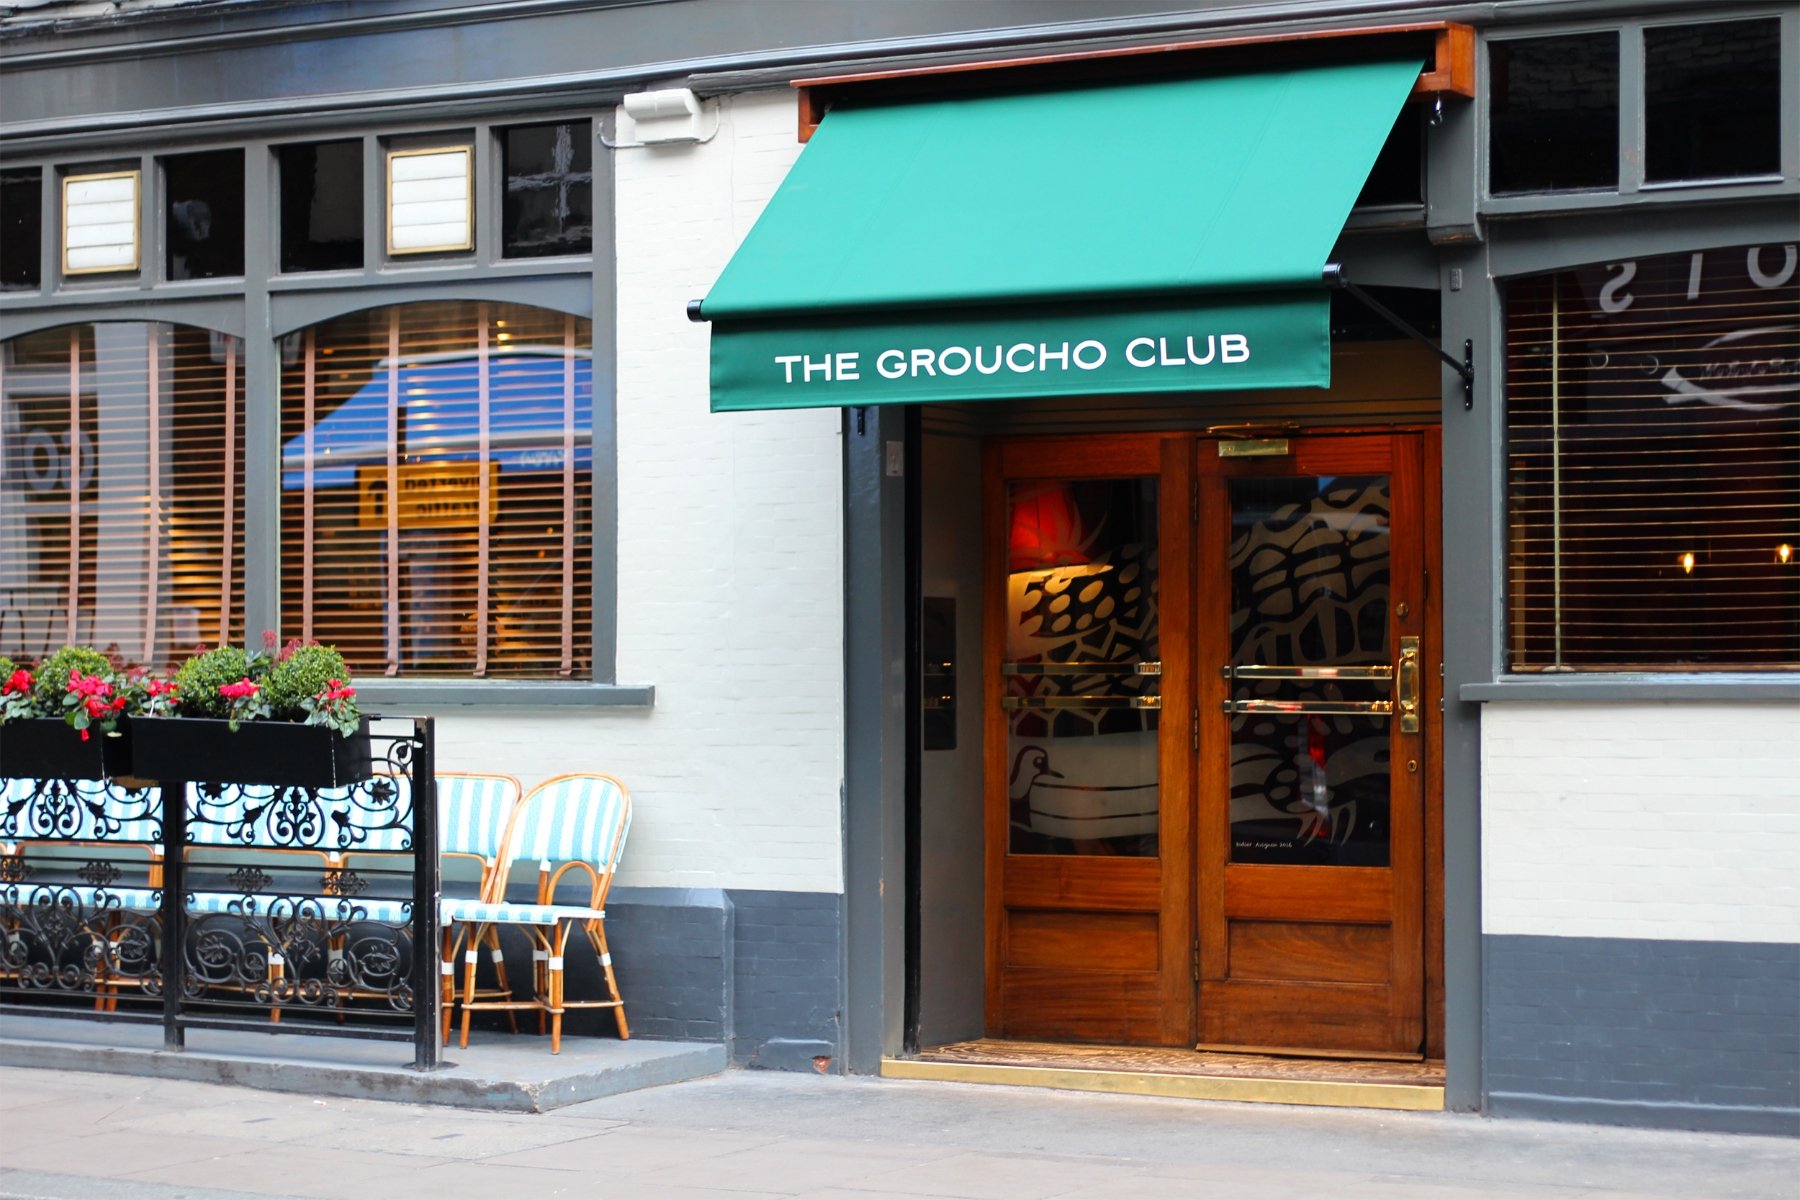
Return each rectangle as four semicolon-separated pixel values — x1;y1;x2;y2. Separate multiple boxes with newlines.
61;168;142;276
386;145;474;256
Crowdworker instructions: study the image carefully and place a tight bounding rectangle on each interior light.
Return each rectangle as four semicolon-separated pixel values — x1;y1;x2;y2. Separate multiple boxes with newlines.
1679;551;1696;575
497;332;512;342
1779;544;1794;565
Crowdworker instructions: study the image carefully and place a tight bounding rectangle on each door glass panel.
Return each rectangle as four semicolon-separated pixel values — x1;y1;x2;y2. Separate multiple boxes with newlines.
1003;477;1159;857
1227;475;1392;866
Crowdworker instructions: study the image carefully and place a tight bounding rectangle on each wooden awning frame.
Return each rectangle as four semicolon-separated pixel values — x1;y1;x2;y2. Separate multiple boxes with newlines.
794;21;1475;142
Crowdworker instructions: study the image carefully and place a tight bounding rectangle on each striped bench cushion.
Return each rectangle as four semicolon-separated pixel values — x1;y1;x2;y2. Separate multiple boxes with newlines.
0;884;160;911
442;900;605;925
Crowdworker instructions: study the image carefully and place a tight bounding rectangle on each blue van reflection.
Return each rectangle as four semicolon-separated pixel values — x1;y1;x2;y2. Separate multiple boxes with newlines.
281;348;592;490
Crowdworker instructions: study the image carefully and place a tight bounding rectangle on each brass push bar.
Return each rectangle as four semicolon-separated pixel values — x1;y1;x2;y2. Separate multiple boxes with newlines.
1220;637;1423;731
1004;695;1162;710
1223;698;1393;716
1223;664;1391;681
1003;661;1162;676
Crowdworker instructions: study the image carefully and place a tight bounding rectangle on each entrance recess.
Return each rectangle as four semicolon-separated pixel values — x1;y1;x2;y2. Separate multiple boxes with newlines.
985;431;1438;1057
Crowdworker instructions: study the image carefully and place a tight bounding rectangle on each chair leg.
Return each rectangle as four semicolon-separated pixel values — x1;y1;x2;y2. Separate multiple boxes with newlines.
549;923;570;1054
91;926;111;1013
533;941;548;1036
440;925;460;1045
587;919;629;1040
459;923;485;1049
484;924;519;1034
268;951;284;1024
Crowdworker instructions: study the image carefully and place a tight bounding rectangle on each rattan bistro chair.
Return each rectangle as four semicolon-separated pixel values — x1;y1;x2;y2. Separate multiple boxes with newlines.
431;772;525;1038
1;776;163;1011
326;772;521;1033
449;773;631;1053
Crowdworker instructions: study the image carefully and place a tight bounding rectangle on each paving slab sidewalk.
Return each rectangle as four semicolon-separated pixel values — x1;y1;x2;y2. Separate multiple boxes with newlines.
0;1064;1794;1200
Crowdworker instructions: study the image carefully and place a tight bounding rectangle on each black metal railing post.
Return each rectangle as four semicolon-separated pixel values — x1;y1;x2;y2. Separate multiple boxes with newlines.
410;717;442;1070
159;778;187;1051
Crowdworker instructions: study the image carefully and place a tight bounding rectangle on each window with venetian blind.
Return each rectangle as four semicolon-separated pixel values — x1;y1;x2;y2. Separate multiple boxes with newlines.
1504;242;1800;670
0;322;247;670
280;301;592;679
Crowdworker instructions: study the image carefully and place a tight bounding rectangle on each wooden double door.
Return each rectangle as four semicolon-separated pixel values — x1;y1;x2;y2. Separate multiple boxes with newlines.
983;430;1441;1057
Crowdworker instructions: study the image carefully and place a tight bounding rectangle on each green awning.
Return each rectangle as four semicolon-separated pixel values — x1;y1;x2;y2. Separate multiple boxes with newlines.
700;58;1423;412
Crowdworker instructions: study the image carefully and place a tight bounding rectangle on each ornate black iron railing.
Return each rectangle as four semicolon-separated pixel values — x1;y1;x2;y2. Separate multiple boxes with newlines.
0;716;441;1070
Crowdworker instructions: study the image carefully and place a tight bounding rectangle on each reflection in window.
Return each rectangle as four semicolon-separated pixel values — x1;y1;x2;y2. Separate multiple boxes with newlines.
500;122;592;259
1004;478;1159;857
0;323;247;671
1505;244;1800;669
1645;20;1781;184
278;141;364;273
1227;476;1392;867
163;150;245;280
1490;34;1619;194
280;302;593;679
1;168;41;291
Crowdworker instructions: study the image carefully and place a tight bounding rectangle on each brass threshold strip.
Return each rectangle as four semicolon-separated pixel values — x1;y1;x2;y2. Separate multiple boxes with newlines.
880;1057;1445;1112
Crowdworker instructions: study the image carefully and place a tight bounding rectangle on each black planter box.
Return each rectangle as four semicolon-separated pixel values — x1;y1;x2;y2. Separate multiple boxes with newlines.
127;716;373;788
0;717;130;781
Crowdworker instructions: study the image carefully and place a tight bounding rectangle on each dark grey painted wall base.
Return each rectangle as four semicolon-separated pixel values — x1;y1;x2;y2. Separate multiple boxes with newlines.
476;884;843;1072
1487;1091;1799;1137
1485;934;1799;1136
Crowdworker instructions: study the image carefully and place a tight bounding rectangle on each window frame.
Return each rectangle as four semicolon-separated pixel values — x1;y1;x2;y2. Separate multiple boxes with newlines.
0;109;641;707
1482;5;1799;212
1495;239;1800;677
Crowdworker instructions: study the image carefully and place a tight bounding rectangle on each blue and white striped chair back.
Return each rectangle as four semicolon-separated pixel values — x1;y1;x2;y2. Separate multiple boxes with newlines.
1;777;159;846
100;780;161;846
504;774;631;877
185;779;411;856
439;774;521;864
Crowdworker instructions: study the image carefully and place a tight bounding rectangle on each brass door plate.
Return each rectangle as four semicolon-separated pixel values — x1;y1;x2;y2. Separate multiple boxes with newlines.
1218;438;1290;458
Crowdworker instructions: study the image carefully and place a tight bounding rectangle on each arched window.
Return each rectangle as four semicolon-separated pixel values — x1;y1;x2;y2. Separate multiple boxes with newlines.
280;301;592;678
1;322;246;670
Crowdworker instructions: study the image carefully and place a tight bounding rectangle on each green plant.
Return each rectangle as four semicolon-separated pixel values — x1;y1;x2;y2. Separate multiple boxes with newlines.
32;645;112;710
0;656;33;722
264;644;349;720
173;645;261;720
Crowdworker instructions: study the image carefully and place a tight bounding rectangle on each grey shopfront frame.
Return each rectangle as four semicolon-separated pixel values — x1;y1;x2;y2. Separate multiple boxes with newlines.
6;0;1797;1123
0;105;639;706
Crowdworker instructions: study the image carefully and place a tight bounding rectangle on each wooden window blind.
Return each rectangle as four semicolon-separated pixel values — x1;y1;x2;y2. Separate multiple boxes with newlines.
1505;242;1800;670
279;301;593;679
0;322;246;670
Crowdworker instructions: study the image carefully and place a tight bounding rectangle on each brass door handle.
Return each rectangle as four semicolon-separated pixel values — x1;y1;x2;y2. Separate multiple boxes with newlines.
1397;636;1421;734
1222;699;1393;716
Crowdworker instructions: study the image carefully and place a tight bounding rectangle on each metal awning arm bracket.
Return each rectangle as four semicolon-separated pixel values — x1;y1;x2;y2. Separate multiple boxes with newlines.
1323;263;1474;409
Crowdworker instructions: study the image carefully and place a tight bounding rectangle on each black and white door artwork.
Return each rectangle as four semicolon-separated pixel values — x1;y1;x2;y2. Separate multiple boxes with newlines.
1003;477;1160;857
1226;476;1393;867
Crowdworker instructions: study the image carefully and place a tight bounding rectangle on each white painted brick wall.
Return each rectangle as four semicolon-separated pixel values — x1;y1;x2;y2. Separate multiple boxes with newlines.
428;90;844;894
1482;702;1800;943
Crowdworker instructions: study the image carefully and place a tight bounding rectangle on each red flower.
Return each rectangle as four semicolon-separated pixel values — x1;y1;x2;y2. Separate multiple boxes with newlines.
69;671;114;700
2;668;30;695
218;677;260;700
318;678;357;703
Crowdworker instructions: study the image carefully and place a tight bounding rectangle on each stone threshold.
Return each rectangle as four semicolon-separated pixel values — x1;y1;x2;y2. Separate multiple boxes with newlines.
885;1039;1445;1111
